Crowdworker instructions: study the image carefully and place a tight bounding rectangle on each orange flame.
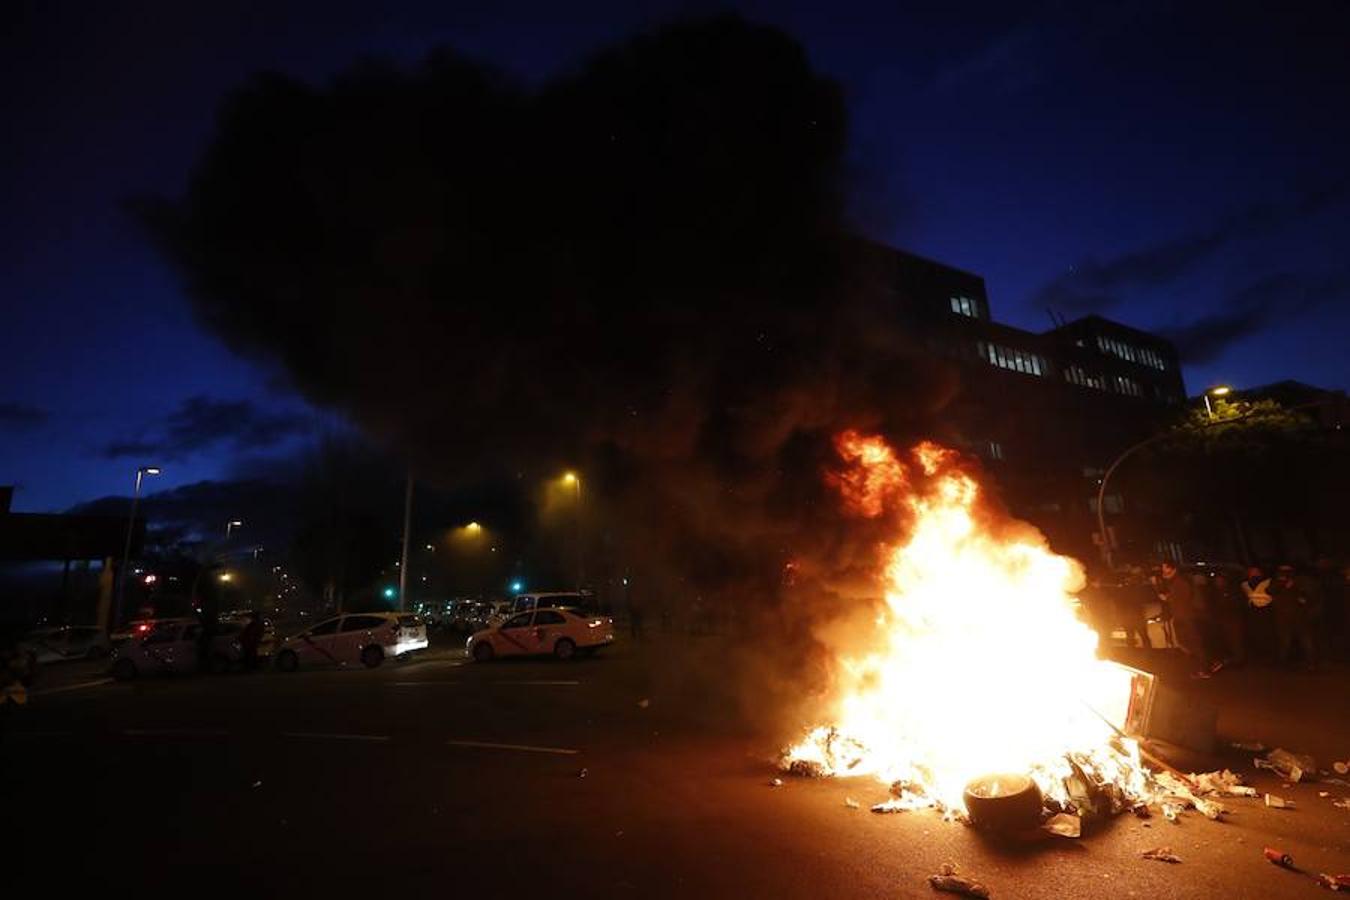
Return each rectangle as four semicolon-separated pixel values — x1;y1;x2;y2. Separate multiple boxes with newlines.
787;433;1148;814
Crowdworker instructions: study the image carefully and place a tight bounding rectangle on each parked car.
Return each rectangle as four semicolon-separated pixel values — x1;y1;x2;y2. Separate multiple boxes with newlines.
274;612;428;672
220;612;276;660
109;618;248;679
19;625;111;663
466;607;614;662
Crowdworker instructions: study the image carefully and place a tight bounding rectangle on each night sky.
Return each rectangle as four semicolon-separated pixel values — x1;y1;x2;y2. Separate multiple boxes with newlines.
3;0;1348;514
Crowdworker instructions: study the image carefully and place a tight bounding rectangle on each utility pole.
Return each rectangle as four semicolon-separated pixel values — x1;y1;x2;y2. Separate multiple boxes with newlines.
398;472;414;612
114;465;160;629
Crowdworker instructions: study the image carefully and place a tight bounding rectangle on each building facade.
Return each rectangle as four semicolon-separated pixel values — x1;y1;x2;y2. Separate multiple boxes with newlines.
861;241;1188;567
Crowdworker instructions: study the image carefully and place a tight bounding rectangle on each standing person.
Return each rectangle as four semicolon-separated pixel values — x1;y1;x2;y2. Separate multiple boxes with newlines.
1114;569;1153;650
1158;561;1219;678
239;612;264;671
1269;564;1319;671
1241;566;1274;662
1210;571;1246;667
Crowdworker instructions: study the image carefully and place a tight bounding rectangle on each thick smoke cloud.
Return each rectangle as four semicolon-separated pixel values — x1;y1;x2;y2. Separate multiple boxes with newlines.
138;16;950;675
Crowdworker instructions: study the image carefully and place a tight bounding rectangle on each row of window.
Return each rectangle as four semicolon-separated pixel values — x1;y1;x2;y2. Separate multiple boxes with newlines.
1063;366;1144;398
977;341;1047;376
1096;334;1168;371
950;294;980;318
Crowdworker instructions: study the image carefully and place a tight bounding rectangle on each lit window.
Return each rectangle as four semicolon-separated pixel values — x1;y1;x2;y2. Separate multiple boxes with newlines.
977;342;1046;376
1064;366;1106;390
987;441;1004;461
950;295;978;317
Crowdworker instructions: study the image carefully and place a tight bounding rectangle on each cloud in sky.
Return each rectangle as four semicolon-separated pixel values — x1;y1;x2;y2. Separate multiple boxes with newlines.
100;395;308;461
1032;181;1349;313
0;401;49;429
1161;268;1350;365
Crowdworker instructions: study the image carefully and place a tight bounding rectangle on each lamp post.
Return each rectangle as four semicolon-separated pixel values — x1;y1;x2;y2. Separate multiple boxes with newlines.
115;465;160;629
397;472;414;612
1202;384;1232;420
563;472;583;593
225;519;243;540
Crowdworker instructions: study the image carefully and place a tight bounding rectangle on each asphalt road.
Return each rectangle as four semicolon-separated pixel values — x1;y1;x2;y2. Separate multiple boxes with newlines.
3;635;1348;897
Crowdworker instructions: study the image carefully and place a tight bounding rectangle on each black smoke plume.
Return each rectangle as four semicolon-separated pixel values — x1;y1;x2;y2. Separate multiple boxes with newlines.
138;17;950;715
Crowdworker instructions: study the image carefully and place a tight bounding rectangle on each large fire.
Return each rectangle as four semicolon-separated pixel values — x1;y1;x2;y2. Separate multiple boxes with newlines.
786;431;1150;815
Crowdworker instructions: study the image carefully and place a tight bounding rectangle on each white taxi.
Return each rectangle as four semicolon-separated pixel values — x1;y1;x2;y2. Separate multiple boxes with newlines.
274;612;428;671
466;607;614;662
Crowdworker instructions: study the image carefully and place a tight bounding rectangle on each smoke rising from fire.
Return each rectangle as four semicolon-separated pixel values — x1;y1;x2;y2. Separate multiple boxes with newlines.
139;17;956;704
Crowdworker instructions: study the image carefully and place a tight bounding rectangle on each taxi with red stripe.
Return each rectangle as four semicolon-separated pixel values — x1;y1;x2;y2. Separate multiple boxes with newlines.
466;607;614;662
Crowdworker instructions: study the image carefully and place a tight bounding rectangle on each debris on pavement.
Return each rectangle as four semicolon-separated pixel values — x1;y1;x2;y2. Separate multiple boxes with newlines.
928;863;991;898
769;777;784;788
785;758;827;778
637;698;650;709
1042;812;1081;838
1132;803;1151;819
251;780;262;789
1230;741;1268;753
1161;802;1183;823
1333;798;1350;810
844;797;860;809
1319;791;1330;798
1190;769;1258;797
1334;761;1349;776
1315;873;1350;892
1264;847;1296;869
1141;847;1182;864
1262;748;1317;782
1192;798;1225;821
871;799;909;814
578;768;588;778
1264;794;1295;809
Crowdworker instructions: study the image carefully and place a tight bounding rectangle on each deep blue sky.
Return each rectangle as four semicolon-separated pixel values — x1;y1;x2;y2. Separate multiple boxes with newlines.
3;0;1348;513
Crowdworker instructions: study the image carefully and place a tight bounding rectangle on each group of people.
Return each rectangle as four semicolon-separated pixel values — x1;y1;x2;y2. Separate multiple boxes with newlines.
1093;559;1347;677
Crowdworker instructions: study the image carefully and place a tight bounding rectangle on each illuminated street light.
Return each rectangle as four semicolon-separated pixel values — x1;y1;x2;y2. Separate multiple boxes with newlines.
510;580;524;593
226;519;243;539
115;464;161;630
466;521;482;533
1203;384;1234;419
218;571;233;583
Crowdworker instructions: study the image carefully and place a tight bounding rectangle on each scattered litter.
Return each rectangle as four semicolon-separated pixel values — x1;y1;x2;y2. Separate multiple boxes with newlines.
1264;847;1295;869
1264;794;1295;810
1193;798;1225;821
1190;769;1257;797
928;863;990;898
637;698;650;709
1161;802;1183;823
1141;847;1182;864
1264;748;1317;782
1043;813;1081;838
1333;798;1350;810
785;759;827;778
871;799;908;814
578;768;588;778
769;777;784;788
1319;791;1330;798
1132;803;1151;819
251;780;262;789
1335;761;1349;776
844;797;860;809
1326;777;1350;788
1315;873;1350;892
1231;741;1268;753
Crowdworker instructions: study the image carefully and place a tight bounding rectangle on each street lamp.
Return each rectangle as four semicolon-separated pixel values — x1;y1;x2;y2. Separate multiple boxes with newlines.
225;519;243;540
562;472;583;592
114;465;161;629
1202;384;1233;420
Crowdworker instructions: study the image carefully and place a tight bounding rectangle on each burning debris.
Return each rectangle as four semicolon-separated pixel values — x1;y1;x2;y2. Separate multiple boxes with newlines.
783;433;1151;821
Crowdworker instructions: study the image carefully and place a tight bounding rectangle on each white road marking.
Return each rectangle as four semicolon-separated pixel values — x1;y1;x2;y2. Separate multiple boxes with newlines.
495;680;580;686
31;678;113;697
123;728;229;737
446;739;579;755
282;732;390;742
392;681;460;686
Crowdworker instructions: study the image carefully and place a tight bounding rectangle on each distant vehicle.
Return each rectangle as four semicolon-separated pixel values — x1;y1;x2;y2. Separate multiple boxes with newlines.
486;592;595;627
109;618;249;679
19;625;111;663
467;608;614;662
274;612;428;672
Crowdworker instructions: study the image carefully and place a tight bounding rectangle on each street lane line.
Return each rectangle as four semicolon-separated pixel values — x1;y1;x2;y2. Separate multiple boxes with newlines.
283;732;390;742
31;678;113;697
446;739;579;755
392;681;460;686
494;680;580;686
124;728;229;737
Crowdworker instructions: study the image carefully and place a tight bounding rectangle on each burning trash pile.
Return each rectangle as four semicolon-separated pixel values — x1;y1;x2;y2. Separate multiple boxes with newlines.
781;432;1158;828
